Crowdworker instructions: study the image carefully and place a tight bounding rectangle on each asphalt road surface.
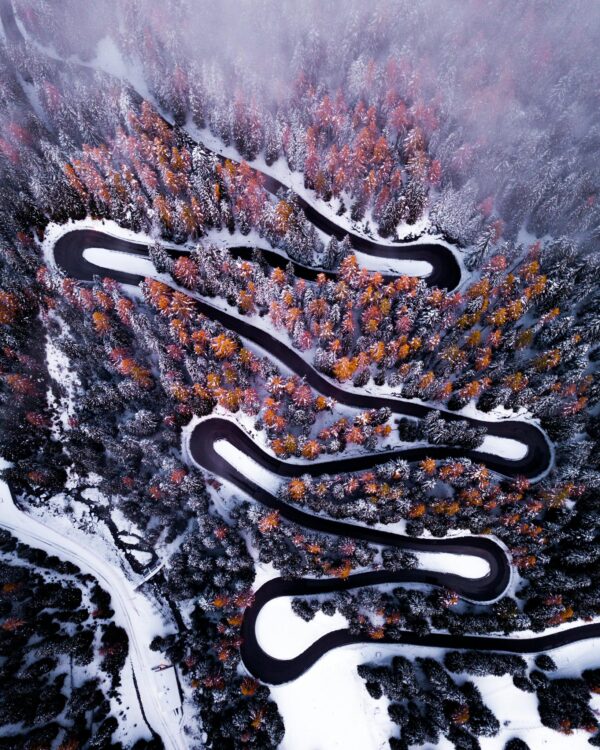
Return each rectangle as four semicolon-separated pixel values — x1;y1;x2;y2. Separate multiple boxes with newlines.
54;229;551;482
50;227;560;687
198;144;462;290
240;573;600;684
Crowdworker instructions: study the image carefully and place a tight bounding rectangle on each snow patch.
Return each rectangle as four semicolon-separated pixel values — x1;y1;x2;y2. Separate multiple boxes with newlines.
83;246;156;276
130;549;153;566
92;36;152;101
270;644;395;750
214;438;280;493
417;551;490;578
479;434;527;461
256;595;348;659
353;248;432;276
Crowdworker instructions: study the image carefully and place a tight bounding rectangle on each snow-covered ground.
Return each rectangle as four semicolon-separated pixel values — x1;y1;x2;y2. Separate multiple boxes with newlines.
256;596;349;660
83;246;156;276
272;644;395;750
478;434;527;461
478;633;600;749
214;438;281;494
0;481;188;750
45;220;554;748
46;332;79;434
251;564;394;750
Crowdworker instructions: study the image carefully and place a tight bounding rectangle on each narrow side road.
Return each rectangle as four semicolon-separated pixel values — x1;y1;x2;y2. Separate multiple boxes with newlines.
0;481;187;750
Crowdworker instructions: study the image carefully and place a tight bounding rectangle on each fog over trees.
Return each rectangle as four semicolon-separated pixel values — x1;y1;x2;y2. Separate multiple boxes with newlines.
0;1;598;748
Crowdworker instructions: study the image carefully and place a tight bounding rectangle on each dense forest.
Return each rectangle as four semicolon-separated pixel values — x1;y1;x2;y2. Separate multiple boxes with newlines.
0;0;598;748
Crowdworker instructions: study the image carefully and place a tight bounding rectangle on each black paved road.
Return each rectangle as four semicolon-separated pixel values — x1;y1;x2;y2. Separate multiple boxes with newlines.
185;419;592;687
51;224;558;687
189;416;510;600
54;229;551;481
196;145;462;290
241;575;600;684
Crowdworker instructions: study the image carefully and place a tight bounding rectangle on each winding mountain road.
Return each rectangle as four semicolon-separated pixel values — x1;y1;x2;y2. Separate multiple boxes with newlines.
197;144;462;290
2;0;568;691
188;416;511;604
48;225;574;687
241;575;600;684
6;0;599;723
53;228;551;481
185;417;600;685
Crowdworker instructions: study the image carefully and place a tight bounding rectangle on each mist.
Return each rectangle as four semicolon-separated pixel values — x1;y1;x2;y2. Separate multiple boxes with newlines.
1;3;600;749
4;0;598;253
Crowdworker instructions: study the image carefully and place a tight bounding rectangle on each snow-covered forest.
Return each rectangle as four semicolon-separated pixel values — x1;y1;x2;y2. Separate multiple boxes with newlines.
0;1;599;748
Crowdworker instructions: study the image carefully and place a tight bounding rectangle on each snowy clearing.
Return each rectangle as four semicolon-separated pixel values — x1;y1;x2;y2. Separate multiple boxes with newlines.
270;644;395;750
83;246;156;276
214;438;281;494
256;596;349;660
479;434;527;461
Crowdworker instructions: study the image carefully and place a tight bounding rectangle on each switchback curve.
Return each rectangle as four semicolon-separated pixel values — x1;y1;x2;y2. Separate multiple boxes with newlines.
52;228;551;481
196;143;462;290
0;0;461;294
187;419;597;687
241;576;600;684
188;415;510;604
